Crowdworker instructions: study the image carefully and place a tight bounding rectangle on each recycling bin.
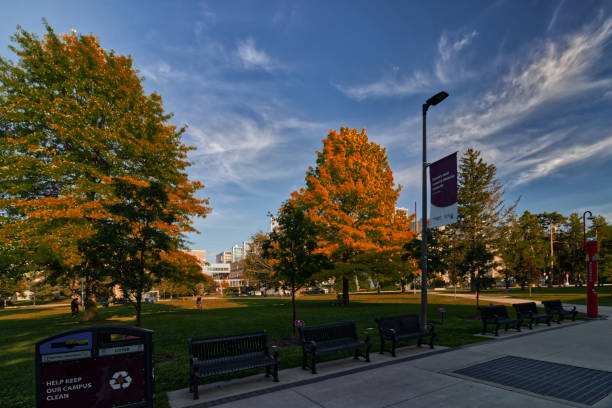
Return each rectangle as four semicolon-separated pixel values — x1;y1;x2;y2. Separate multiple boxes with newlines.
35;326;153;408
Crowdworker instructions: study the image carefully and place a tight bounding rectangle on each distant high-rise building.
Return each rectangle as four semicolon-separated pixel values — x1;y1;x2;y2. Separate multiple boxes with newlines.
270;215;279;232
216;251;232;263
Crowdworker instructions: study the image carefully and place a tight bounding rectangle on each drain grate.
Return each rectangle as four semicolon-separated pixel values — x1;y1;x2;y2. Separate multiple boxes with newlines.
453;356;612;406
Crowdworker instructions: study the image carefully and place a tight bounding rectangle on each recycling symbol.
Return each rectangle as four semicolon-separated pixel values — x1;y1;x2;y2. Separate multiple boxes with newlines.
109;371;132;390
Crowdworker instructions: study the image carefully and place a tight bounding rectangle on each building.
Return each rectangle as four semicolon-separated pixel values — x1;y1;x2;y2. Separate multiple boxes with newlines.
270;215;279;232
231;241;252;263
215;251;232;263
229;261;249;290
186;250;206;266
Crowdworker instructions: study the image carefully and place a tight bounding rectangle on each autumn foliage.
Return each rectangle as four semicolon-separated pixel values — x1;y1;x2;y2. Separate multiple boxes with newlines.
290;127;415;303
0;22;210;321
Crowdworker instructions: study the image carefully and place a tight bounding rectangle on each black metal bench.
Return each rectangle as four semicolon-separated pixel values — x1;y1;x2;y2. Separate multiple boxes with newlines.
479;305;522;336
542;300;577;323
512;302;552;329
375;314;435;356
299;321;371;374
188;331;279;399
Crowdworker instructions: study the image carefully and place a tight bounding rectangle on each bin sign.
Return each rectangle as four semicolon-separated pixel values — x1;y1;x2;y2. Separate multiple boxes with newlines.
36;326;153;408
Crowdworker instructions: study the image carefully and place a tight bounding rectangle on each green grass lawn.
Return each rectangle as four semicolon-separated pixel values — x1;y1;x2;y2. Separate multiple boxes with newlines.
0;293;509;408
451;286;612;306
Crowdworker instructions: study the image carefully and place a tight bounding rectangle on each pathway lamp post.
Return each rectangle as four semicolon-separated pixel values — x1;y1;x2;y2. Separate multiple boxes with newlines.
421;91;448;326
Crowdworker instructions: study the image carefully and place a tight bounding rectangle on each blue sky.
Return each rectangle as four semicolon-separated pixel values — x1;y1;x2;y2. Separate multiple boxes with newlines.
2;1;612;257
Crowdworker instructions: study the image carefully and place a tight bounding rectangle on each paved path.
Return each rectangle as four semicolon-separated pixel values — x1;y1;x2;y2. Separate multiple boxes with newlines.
169;305;612;408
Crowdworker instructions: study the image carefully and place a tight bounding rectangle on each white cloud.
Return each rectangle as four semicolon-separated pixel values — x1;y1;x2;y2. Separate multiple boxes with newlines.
334;71;431;101
547;0;565;32
435;30;478;83
186;110;324;192
336;29;478;100
235;37;280;71
436;17;612;148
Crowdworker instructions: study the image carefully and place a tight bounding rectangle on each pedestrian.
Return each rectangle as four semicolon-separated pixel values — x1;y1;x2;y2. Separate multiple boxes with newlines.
70;297;79;317
196;294;202;310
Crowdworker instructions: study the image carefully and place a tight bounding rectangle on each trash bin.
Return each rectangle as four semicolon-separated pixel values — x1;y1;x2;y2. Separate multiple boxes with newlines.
35;326;154;408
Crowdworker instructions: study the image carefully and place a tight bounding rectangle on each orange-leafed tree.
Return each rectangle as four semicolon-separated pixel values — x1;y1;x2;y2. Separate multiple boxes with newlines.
0;22;210;320
290;127;415;304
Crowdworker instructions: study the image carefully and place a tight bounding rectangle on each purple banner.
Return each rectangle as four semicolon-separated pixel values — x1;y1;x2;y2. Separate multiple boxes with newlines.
429;152;457;228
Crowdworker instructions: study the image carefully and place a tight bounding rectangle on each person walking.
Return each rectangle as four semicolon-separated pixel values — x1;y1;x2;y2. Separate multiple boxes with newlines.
196;294;202;310
70;297;79;317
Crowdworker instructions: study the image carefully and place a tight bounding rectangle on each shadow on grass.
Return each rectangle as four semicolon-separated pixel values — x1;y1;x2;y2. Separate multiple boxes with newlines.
0;295;491;408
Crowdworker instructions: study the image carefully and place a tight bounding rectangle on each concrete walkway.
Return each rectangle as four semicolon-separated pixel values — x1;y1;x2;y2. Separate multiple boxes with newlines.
168;306;612;408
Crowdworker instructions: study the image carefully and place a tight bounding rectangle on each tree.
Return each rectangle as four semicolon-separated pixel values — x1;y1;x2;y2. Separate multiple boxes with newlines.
588;216;611;285
0;22;210;320
499;211;547;291
263;202;330;337
559;213;586;286
450;148;516;290
459;241;495;307
82;179;207;326
536;212;567;286
290;127;414;304
243;231;275;295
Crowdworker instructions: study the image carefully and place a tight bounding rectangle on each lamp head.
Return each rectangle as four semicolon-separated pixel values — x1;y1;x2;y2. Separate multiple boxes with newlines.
426;91;449;106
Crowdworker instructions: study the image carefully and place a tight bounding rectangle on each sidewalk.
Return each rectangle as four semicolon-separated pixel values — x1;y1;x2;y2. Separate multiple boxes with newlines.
168;306;612;408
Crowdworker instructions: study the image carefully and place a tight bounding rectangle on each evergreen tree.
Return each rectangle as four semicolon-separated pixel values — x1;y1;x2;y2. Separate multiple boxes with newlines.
448;148;515;290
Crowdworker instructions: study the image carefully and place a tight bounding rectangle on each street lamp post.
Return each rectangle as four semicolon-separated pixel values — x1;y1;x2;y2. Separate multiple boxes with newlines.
421;91;448;327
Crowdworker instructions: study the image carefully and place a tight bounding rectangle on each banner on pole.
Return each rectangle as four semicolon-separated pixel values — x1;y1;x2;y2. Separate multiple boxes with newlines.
429;152;457;228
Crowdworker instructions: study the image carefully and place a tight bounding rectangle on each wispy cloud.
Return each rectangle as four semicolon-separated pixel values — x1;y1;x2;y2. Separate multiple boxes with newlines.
334;70;431;101
432;16;612;186
547;0;565;32
336;29;478;100
435;30;478;83
235;37;282;71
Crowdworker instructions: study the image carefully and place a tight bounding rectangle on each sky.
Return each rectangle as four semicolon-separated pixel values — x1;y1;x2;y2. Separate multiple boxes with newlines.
2;1;612;257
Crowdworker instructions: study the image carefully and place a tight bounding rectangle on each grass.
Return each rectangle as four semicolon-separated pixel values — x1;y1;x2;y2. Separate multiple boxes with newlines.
451;286;612;306
0;293;519;408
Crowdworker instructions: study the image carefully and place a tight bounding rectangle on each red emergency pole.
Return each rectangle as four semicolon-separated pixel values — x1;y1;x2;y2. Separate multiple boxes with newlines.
585;240;598;318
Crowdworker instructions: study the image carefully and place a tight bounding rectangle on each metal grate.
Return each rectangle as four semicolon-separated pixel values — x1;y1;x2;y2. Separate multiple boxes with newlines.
454;356;612;406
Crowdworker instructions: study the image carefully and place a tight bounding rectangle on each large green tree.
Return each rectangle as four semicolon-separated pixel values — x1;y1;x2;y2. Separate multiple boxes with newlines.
0;22;209;320
264;202;330;337
499;211;547;290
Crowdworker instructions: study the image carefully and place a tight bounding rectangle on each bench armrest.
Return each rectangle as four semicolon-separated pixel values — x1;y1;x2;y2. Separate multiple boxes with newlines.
426;322;436;334
304;340;317;352
381;328;397;339
364;331;371;344
190;356;200;375
271;345;279;360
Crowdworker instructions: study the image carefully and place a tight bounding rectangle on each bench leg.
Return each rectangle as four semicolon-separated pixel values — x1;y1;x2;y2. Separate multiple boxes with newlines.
273;363;279;382
365;343;371;362
417;337;422;347
311;353;317;374
354;349;359;359
516;321;521;332
302;351;308;370
571;311;577;321
380;337;385;354
546;316;551;326
528;318;533;330
192;375;199;400
391;338;397;357
266;365;270;377
495;323;499;337
482;322;487;335
429;334;435;349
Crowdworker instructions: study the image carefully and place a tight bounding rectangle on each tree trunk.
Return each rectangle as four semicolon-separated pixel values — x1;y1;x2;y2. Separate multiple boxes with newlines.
342;277;350;305
470;272;475;292
291;279;296;338
81;276;99;322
